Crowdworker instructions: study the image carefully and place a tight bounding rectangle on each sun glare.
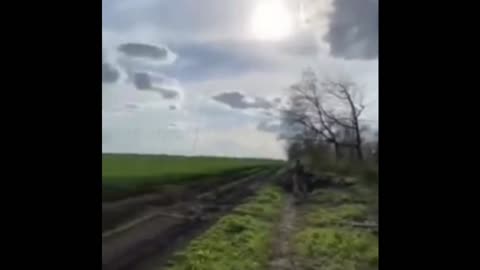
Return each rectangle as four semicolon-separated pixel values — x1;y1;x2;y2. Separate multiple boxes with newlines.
250;0;293;41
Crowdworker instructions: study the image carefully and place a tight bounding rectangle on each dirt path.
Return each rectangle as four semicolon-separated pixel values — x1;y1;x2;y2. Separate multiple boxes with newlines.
268;195;298;270
102;167;285;270
102;167;262;232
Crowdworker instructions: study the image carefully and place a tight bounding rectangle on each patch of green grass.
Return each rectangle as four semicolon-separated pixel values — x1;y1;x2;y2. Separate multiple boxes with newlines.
309;189;354;204
294;227;378;270
294;186;378;270
309;158;378;186
234;187;284;221
102;154;283;201
103;154;282;185
166;186;285;270
305;204;368;227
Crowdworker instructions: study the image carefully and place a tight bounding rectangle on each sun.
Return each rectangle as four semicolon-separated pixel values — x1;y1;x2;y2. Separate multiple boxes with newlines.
250;0;293;41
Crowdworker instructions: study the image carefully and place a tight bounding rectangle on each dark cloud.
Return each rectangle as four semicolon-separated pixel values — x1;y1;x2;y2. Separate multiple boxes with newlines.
167;42;272;82
273;97;282;104
118;43;168;60
257;120;281;133
279;34;318;56
133;72;179;99
213;92;247;109
102;63;119;83
212;92;273;110
156;88;178;99
133;72;152;89
169;105;177;110
253;98;273;109
325;0;378;59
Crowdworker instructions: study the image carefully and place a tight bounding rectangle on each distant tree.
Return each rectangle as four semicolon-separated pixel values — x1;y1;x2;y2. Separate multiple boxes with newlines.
281;69;367;161
320;77;366;160
285;139;304;161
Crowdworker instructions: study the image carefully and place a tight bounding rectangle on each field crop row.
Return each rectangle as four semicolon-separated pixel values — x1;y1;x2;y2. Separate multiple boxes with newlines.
102;154;283;201
103;154;282;184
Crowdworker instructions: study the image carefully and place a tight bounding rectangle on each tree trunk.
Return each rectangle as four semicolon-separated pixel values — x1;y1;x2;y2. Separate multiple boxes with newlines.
354;123;364;161
356;143;363;160
333;142;341;161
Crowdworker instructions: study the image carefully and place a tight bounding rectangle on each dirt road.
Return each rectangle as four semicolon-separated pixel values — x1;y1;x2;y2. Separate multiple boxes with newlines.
268;195;297;270
102;167;286;270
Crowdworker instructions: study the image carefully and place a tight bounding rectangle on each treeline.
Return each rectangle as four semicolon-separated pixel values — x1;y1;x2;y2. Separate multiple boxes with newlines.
279;69;378;178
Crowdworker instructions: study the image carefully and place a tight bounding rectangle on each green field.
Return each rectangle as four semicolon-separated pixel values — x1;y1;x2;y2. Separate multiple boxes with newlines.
102;154;283;201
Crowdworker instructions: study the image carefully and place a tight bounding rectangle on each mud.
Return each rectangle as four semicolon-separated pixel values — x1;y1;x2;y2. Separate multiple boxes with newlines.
268;195;297;270
102;167;285;270
102;167;262;232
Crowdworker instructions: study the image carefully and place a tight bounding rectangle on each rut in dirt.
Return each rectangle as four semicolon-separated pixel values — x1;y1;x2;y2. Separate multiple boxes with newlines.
268;195;298;270
102;167;286;270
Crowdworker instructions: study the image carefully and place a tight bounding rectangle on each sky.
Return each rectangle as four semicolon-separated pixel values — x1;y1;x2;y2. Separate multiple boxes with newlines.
102;0;378;160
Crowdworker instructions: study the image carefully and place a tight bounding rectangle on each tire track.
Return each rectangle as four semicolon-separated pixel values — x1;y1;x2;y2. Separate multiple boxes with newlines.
268;195;298;270
102;167;285;270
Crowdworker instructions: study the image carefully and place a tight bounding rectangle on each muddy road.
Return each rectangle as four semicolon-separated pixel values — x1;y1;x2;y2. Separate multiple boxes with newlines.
102;167;262;232
102;166;286;270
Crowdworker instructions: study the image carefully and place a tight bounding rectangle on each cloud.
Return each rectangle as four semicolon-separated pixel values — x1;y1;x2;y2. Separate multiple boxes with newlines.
252;97;273;109
164;42;267;82
155;88;179;99
105;0;255;43
325;0;378;59
102;0;377;159
212;92;246;109
102;62;119;83
257;119;282;133
277;32;320;56
133;72;152;89
212;91;273;110
118;42;168;60
132;72;180;99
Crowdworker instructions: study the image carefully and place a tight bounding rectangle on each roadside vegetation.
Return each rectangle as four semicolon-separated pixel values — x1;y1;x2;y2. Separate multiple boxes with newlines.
293;186;378;270
165;186;285;270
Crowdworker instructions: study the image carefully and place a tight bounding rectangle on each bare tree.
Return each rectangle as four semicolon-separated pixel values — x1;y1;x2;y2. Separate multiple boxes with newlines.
282;70;342;159
285;139;304;161
281;70;367;161
320;78;366;160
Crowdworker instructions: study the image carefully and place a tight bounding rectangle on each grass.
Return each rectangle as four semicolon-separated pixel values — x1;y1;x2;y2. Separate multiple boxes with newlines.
165;186;285;270
233;187;285;221
294;227;378;270
304;204;368;227
102;154;283;201
293;185;378;270
103;154;282;184
308;189;356;205
307;157;378;187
